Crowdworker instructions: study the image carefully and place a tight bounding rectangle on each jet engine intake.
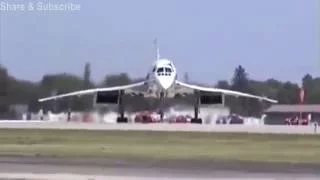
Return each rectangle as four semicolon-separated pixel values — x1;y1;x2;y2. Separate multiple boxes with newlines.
200;94;222;104
95;90;119;104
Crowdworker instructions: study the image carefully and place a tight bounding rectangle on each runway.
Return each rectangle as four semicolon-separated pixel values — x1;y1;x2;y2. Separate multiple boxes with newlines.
0;122;319;179
0;121;319;134
0;157;319;179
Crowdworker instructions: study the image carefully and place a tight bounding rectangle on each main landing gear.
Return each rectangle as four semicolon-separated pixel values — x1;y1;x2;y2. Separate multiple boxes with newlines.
117;90;128;123
115;90;202;124
191;90;202;124
157;90;202;124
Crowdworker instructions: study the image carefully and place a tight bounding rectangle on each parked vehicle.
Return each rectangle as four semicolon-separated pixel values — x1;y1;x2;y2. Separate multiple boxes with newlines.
229;115;244;124
284;116;309;125
134;111;158;123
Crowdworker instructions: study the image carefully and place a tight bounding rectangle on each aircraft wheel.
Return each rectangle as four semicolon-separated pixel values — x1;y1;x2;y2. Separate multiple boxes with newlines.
117;117;128;123
191;118;202;124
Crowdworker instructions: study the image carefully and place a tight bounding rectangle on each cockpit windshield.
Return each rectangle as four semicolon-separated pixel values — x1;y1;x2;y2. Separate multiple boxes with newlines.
165;67;172;73
156;66;173;76
157;67;164;73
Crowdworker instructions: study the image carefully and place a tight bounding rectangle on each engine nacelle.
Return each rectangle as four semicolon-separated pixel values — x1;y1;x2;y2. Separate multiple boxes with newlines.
94;90;119;105
200;94;223;105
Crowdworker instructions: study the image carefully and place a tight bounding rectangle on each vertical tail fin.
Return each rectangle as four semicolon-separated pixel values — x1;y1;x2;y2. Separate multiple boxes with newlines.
154;38;160;60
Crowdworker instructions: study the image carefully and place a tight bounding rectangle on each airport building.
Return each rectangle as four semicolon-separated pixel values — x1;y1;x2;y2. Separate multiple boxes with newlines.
263;104;320;124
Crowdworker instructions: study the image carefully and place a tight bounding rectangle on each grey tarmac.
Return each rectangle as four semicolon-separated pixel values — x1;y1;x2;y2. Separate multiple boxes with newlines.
0;122;319;134
0;157;319;180
0;122;319;179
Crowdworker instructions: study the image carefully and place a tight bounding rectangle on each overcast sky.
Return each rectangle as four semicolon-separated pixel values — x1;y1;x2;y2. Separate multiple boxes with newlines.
0;0;318;85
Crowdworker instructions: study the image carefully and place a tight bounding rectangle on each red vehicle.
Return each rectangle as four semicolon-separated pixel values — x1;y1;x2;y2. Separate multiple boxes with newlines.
134;111;156;123
168;115;191;123
83;113;93;123
285;118;291;125
300;119;309;125
285;116;309;125
174;115;188;123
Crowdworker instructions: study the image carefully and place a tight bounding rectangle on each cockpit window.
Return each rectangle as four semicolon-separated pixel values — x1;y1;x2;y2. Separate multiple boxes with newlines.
157;67;164;73
156;67;173;76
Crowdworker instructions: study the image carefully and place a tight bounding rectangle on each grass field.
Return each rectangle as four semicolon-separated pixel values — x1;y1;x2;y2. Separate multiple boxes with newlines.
0;129;319;164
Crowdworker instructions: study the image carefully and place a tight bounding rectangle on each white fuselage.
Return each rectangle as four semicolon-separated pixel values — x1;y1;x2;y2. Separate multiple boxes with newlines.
146;59;177;97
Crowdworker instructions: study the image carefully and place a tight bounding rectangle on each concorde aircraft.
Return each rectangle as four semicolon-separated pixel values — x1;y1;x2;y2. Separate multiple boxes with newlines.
38;41;278;123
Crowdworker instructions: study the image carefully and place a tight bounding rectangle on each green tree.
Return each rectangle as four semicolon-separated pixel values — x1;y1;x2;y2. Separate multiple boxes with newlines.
231;65;249;92
305;77;320;103
39;73;86;112
276;82;300;104
7;78;38;112
230;65;250;115
302;74;313;103
183;72;189;83
104;73;131;87
84;62;91;89
215;80;230;89
81;62;94;111
0;65;9;117
229;65;262;116
302;74;313;89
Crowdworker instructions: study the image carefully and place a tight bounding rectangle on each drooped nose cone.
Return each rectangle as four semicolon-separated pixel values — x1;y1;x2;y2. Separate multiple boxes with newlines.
157;76;175;89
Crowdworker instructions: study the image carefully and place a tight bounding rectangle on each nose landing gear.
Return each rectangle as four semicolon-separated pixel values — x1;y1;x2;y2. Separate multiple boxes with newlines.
157;90;202;124
159;91;166;122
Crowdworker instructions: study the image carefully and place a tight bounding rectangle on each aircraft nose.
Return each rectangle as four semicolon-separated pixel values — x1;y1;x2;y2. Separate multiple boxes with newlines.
158;77;173;89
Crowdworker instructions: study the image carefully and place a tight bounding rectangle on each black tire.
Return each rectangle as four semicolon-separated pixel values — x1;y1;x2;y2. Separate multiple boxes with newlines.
191;118;202;124
117;117;128;123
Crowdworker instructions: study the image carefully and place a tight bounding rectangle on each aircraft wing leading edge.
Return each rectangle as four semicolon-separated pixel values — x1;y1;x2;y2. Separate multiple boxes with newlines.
175;80;278;103
38;81;147;102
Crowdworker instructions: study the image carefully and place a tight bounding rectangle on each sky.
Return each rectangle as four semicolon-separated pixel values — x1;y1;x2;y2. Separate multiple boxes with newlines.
0;0;319;85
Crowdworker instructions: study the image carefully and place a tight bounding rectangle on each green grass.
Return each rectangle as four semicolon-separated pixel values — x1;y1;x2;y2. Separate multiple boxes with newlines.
0;129;319;164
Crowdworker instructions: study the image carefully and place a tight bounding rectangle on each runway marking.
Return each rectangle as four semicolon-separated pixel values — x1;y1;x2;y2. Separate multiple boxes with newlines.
0;173;319;180
0;122;318;134
0;173;299;180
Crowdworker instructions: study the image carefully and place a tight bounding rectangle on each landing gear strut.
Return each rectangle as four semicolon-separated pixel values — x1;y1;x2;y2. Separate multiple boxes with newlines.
117;90;128;123
191;90;202;124
159;91;165;122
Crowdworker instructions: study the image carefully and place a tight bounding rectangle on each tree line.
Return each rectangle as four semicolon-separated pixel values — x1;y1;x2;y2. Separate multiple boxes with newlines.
0;63;318;118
